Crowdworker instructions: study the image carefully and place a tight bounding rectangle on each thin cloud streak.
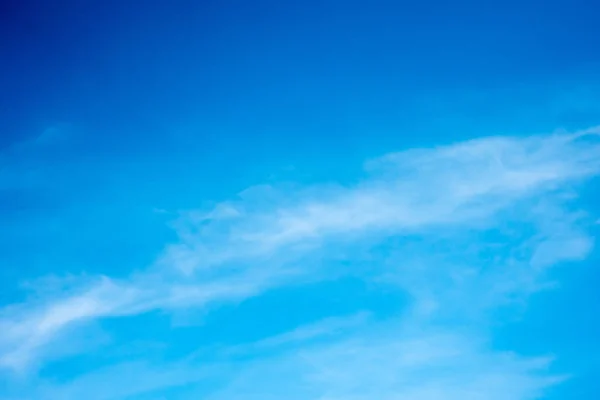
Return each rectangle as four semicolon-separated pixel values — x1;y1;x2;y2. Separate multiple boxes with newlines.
206;326;565;400
0;126;598;375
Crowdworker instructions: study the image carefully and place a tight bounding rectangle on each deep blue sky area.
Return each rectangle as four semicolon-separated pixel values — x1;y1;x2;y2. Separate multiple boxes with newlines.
1;1;600;399
2;0;599;148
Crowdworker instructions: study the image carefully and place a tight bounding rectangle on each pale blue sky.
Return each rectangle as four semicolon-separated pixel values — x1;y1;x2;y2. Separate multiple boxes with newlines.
1;1;600;399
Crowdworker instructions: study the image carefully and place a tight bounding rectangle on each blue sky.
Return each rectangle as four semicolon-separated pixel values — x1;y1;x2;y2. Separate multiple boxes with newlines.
1;1;600;399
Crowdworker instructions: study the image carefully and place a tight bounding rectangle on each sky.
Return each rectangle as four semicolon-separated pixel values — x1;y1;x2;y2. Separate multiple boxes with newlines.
1;0;600;399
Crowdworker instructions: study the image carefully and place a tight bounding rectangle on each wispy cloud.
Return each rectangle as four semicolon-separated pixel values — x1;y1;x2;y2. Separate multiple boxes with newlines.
226;311;372;354
12;316;563;400
206;324;564;400
161;126;600;273
0;126;598;399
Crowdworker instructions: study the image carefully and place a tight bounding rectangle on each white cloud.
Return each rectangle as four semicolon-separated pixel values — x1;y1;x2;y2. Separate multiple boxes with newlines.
226;312;372;354
12;317;562;400
197;317;565;400
0;272;279;372
0;125;598;398
161;126;600;273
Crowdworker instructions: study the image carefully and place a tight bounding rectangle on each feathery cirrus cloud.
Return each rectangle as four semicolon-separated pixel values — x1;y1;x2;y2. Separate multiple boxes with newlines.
0;126;599;399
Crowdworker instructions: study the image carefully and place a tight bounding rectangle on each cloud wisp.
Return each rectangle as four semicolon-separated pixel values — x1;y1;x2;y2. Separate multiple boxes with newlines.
0;126;598;399
204;323;564;400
